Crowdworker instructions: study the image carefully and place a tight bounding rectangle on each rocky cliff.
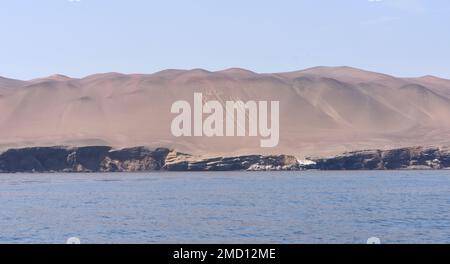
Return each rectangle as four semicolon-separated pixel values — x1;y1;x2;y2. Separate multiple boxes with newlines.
164;152;300;171
0;146;299;173
311;147;450;170
1;146;450;173
0;146;170;173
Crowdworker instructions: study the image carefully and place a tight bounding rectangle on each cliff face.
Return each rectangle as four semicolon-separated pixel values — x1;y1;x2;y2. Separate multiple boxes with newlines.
0;147;170;173
1;146;450;173
311;147;450;170
0;146;299;173
165;154;300;171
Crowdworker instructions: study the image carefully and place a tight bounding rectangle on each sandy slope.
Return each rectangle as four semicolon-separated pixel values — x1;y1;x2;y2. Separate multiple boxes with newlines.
1;66;450;158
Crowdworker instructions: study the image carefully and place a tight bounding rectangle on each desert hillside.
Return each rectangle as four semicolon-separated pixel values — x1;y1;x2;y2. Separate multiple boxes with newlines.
1;66;450;158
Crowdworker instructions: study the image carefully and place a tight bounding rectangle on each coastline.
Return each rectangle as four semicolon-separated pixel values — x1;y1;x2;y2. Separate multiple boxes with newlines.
1;145;449;173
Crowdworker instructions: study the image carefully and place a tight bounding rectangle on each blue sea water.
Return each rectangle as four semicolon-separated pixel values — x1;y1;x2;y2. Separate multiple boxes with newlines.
0;171;449;244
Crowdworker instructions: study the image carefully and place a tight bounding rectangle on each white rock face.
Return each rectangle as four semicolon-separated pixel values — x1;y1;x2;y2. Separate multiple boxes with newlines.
298;160;317;166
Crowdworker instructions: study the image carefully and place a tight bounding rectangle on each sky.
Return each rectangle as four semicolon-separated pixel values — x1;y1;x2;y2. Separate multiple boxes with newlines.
1;0;449;80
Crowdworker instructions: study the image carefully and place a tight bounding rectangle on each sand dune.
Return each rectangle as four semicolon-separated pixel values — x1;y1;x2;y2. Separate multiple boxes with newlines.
1;66;450;158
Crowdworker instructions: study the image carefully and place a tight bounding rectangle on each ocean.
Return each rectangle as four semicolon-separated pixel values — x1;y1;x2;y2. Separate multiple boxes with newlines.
0;171;449;244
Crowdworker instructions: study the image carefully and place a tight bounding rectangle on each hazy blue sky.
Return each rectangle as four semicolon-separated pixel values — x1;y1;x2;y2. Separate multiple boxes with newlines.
1;0;449;80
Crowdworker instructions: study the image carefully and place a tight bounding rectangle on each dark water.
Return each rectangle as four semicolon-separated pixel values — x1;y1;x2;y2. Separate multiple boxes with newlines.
0;171;449;244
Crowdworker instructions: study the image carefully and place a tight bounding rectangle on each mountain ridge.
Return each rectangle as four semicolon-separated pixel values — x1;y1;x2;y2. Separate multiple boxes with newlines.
1;66;450;158
2;66;450;83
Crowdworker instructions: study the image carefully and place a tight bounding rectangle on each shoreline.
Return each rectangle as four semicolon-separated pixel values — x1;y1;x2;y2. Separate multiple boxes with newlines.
1;145;450;173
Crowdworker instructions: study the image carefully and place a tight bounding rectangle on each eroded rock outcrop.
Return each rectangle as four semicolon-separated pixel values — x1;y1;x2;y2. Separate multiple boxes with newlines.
164;154;300;171
0;146;300;173
311;147;450;170
1;145;449;172
0;146;170;173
